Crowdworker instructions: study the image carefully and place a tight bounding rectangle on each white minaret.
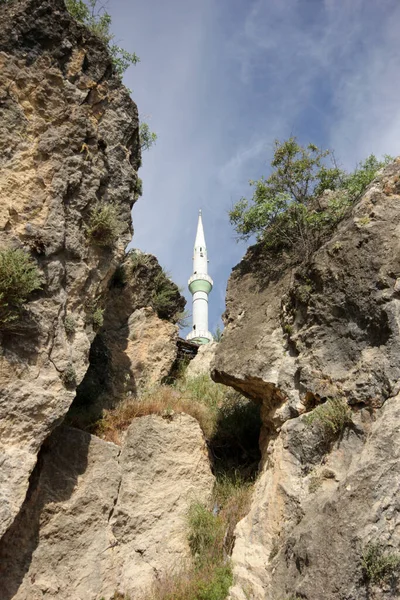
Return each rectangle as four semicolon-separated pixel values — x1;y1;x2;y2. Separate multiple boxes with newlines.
186;210;213;344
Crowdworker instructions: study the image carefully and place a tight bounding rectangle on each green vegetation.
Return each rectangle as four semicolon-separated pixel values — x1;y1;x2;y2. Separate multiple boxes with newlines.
362;542;400;584
71;370;260;599
129;250;153;270
65;1;157;151
92;306;104;329
64;314;76;336
65;0;139;77
62;364;77;387
229;137;392;257
152;269;182;322
213;325;223;342
304;397;352;438
86;202;121;248
134;176;143;199
149;475;253;600
139;123;157;152
0;248;42;327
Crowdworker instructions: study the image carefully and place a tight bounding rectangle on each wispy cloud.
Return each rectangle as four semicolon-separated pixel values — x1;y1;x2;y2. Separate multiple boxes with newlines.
107;0;400;335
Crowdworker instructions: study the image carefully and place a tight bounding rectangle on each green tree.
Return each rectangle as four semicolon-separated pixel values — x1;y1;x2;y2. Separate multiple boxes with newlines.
229;137;392;255
139;122;157;152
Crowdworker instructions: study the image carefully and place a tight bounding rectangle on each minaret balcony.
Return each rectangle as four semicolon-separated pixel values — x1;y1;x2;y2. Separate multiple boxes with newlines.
188;273;213;294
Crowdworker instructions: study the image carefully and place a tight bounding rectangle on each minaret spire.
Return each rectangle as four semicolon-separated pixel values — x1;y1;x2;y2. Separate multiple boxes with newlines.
186;209;213;344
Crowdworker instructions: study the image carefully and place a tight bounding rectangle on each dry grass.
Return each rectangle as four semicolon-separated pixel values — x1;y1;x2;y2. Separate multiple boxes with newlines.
93;377;225;444
148;562;232;600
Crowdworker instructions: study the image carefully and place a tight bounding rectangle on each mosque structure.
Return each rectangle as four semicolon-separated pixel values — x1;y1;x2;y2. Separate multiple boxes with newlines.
186;210;213;344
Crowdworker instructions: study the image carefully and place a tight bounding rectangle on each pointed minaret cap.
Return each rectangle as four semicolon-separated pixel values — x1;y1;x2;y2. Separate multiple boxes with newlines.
194;209;206;249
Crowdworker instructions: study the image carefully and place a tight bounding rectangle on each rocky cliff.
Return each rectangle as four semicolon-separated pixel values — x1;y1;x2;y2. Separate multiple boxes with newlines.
212;160;400;599
0;3;212;599
0;0;143;538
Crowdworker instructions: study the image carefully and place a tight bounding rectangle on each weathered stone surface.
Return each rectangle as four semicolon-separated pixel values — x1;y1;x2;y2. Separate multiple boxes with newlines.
185;340;218;378
0;415;214;600
0;0;140;538
212;160;400;599
74;252;185;404
213;159;400;416
228;396;400;600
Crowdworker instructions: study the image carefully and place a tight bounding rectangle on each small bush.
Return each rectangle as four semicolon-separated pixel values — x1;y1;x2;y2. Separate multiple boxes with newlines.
86;202;120;248
341;154;393;200
0;248;42;326
62;364;77;387
150;564;232;600
139;122;157;152
64;314;76;335
134;177;143;198
362;542;400;584
129;250;153;270
229;137;392;258
152;270;182;321
92;307;104;329
304;397;352;438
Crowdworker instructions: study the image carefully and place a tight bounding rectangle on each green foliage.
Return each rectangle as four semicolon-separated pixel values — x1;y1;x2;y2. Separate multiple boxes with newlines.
362;542;400;584
0;248;42;326
134;177;143;198
86;202;120;248
92;307;104;329
139;122;157;152
195;566;233;600
213;325;223;342
62;364;77;387
152;270;181;321
341;154;393;200
304;398;352;438
64;314;76;335
229;138;342;242
188;502;225;563
177;374;226;414
65;0;140;77
229;137;392;257
129;250;152;270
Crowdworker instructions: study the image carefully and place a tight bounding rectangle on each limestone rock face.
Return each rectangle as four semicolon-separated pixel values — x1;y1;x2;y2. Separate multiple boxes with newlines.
185;341;218;378
228;396;400;600
213;159;400;417
75;252;185;403
0;0;140;538
212;160;400;599
0;415;214;600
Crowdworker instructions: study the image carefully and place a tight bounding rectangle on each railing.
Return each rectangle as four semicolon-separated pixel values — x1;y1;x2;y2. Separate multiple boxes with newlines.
186;329;213;342
188;273;213;286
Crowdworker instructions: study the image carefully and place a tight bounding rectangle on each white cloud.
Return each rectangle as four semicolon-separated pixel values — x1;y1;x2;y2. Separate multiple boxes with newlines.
108;0;400;334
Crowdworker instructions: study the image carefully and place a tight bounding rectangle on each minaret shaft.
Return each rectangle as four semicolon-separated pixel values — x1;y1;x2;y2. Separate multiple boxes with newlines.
186;210;213;344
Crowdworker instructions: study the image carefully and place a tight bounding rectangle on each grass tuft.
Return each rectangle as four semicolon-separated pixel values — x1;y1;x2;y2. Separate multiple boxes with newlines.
304;397;352;438
86;202;121;248
362;542;400;584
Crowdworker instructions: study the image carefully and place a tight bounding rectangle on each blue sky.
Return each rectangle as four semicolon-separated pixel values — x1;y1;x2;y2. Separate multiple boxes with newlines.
106;0;400;335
